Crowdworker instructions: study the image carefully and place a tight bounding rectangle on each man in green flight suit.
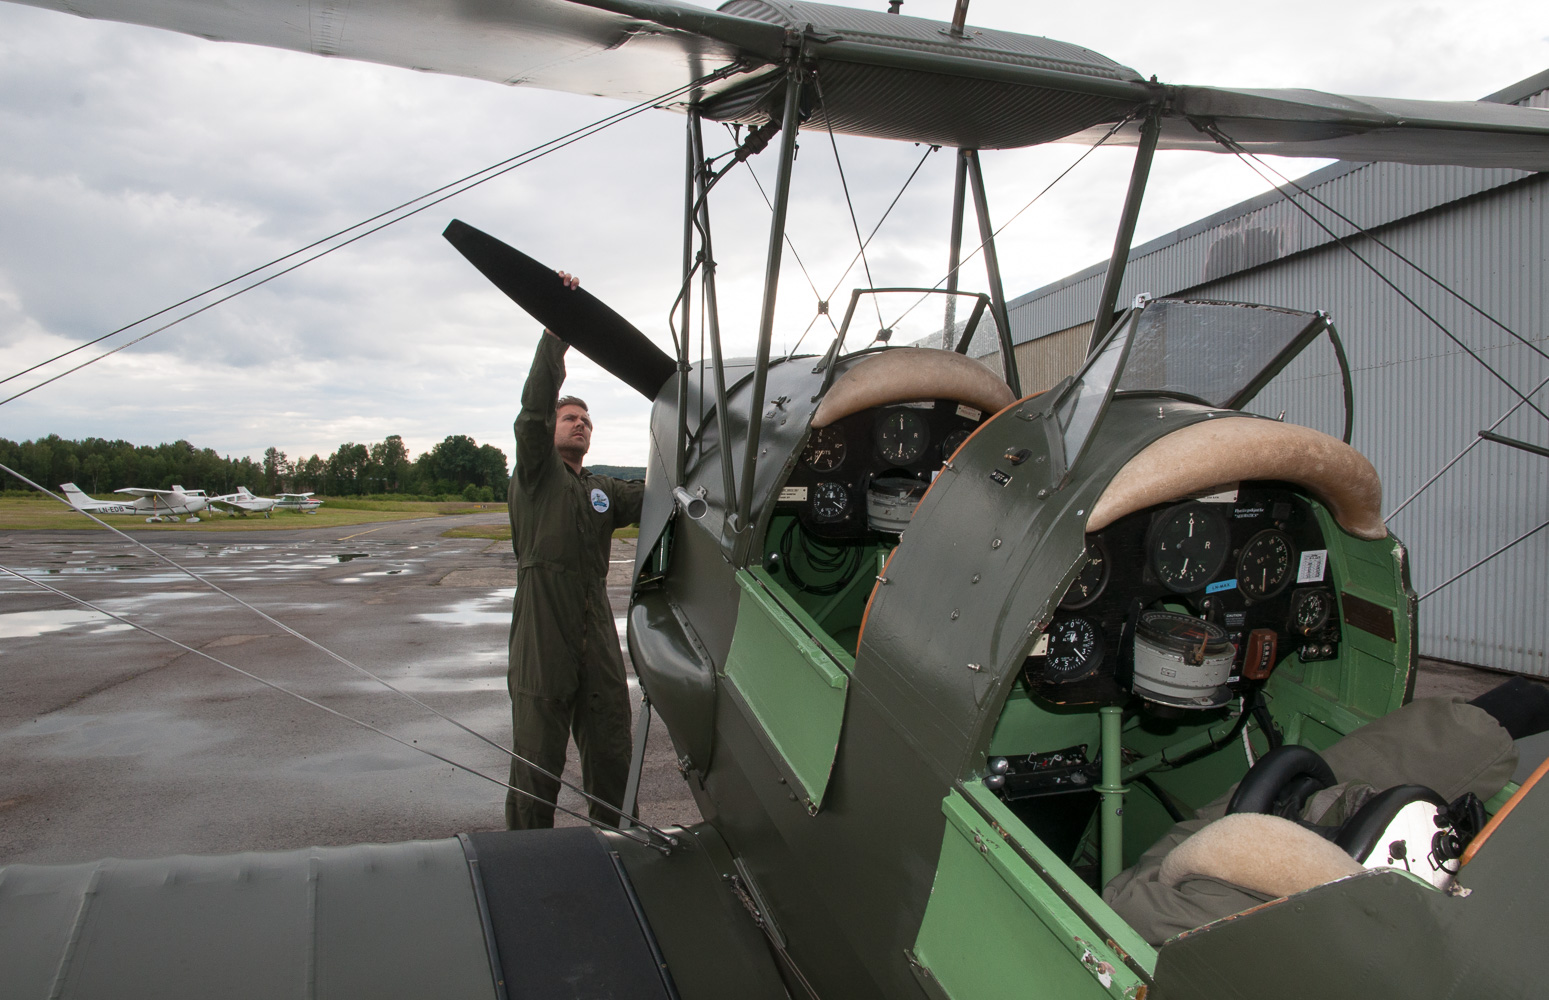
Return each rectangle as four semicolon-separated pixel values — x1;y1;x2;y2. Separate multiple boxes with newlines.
507;272;645;829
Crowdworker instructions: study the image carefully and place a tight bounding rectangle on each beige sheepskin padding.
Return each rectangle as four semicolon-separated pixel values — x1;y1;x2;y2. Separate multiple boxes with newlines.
1160;813;1365;897
1087;417;1386;540
812;348;1017;428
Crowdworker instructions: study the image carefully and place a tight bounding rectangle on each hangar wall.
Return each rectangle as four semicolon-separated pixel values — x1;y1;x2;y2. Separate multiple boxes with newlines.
968;71;1549;675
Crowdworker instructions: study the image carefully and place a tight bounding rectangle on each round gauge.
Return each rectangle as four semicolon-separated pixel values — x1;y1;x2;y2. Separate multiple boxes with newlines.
810;481;849;522
802;426;847;472
1237;529;1294;601
1059;537;1111;610
1044;617;1104;683
1148;502;1230;593
1290;589;1332;635
875;409;929;464
941;429;970;460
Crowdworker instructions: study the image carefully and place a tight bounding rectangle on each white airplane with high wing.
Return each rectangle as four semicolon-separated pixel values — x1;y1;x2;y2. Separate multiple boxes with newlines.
206;487;279;517
272;492;323;513
59;483;207;522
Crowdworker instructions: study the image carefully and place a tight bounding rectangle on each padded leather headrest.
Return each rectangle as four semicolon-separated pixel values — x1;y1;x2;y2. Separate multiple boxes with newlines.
812;348;1016;428
1087;416;1386;540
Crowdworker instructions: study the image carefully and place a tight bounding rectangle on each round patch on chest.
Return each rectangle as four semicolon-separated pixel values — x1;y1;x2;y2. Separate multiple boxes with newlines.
589;488;611;514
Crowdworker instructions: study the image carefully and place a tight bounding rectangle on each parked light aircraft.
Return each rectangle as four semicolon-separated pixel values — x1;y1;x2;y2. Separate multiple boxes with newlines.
207;487;280;517
58;482;207;522
272;492;323;513
5;1;1549;999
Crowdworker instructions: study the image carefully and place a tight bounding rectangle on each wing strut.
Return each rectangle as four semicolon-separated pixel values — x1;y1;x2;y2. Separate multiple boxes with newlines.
964;149;1022;397
1088;109;1162;354
736;61;806;540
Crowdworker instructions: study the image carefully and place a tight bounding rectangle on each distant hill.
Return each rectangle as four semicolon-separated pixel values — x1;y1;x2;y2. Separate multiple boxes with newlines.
589;464;646;480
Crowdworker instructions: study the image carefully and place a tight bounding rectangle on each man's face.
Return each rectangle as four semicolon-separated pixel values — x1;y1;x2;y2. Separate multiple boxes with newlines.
555;404;593;459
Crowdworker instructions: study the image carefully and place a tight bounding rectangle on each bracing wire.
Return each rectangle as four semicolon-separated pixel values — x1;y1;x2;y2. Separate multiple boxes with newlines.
814;74;885;333
1419;517;1549;602
1208;125;1549;429
1386;371;1549;522
1220;146;1549;366
0;565;672;854
784;143;937;360
882;114;1134;335
1;428;680;836
0;65;745;408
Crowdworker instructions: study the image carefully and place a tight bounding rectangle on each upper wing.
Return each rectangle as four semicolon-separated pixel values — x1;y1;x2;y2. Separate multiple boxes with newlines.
1065;87;1549;171
7;0;781;104
114;487;180;497
10;0;1548;169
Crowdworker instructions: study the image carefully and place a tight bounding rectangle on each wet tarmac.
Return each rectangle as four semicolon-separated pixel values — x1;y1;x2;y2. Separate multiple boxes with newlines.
0;515;700;866
2;517;1541;868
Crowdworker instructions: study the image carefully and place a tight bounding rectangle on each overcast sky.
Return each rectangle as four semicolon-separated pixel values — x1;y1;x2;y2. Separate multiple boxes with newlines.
2;0;1545;471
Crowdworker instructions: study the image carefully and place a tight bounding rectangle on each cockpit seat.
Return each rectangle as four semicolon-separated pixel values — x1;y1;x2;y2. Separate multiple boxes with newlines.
1088;416;1386;540
812;348;1017;428
1104;696;1518;945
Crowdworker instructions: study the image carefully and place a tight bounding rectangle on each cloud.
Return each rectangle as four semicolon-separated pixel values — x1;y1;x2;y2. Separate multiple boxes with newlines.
2;0;1542;468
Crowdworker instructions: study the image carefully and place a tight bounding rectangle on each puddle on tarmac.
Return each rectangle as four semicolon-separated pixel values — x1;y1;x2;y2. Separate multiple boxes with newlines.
419;588;516;627
0;609;132;638
335;553;371;563
5;712;222;759
291;749;425;774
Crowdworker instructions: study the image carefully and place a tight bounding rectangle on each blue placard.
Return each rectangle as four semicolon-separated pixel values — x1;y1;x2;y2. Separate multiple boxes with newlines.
1205;578;1238;594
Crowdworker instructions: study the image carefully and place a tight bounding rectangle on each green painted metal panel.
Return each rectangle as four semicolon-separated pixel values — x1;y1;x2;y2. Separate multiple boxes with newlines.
0;840;495;1000
724;568;850;812
912;788;1155;1000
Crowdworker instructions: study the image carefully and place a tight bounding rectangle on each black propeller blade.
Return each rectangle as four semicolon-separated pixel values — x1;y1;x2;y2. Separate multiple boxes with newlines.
443;219;677;400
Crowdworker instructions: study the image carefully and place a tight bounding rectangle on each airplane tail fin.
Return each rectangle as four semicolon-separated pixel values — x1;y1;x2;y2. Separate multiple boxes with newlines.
59;483;92;509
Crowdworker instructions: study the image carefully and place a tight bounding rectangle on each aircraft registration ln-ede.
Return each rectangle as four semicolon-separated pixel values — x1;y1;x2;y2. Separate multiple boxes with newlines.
58;482;208;522
2;2;1547;999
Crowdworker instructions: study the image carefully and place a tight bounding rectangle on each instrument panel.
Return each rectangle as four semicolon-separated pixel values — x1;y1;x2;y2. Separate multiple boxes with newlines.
777;400;987;537
1024;485;1344;703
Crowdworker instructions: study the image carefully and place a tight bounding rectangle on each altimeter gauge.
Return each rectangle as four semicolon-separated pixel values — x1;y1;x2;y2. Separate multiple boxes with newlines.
1043;617;1104;683
810;481;850;522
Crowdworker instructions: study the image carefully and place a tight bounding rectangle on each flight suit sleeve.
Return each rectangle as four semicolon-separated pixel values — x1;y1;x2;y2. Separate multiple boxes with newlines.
514;332;567;495
612;478;645;529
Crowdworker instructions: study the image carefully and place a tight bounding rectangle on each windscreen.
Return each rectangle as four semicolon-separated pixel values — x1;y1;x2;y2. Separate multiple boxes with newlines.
1114;299;1322;406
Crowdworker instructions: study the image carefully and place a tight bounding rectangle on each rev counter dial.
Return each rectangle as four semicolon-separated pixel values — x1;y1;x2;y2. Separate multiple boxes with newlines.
1237;528;1294;601
802;426;847;472
1148;502;1230;593
810;481;850;522
875;409;928;464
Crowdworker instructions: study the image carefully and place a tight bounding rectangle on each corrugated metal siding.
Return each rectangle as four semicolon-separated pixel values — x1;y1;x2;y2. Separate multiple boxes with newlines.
982;78;1549;674
1013;320;1091;394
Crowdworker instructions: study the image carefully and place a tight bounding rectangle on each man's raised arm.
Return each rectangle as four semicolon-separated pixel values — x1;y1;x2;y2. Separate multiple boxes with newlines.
514;331;567;494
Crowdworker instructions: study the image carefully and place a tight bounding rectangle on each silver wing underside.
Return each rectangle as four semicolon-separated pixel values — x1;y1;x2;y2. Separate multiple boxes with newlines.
10;0;1549;167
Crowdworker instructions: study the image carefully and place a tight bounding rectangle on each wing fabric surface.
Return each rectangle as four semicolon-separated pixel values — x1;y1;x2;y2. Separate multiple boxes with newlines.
5;0;779;103
1066;86;1549;171
9;0;1548;166
113;488;178;497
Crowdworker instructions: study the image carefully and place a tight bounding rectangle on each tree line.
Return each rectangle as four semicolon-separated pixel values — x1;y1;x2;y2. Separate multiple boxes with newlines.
1;434;512;502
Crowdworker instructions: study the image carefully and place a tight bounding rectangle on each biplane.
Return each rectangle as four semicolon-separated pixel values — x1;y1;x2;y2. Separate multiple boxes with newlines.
2;1;1547;999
